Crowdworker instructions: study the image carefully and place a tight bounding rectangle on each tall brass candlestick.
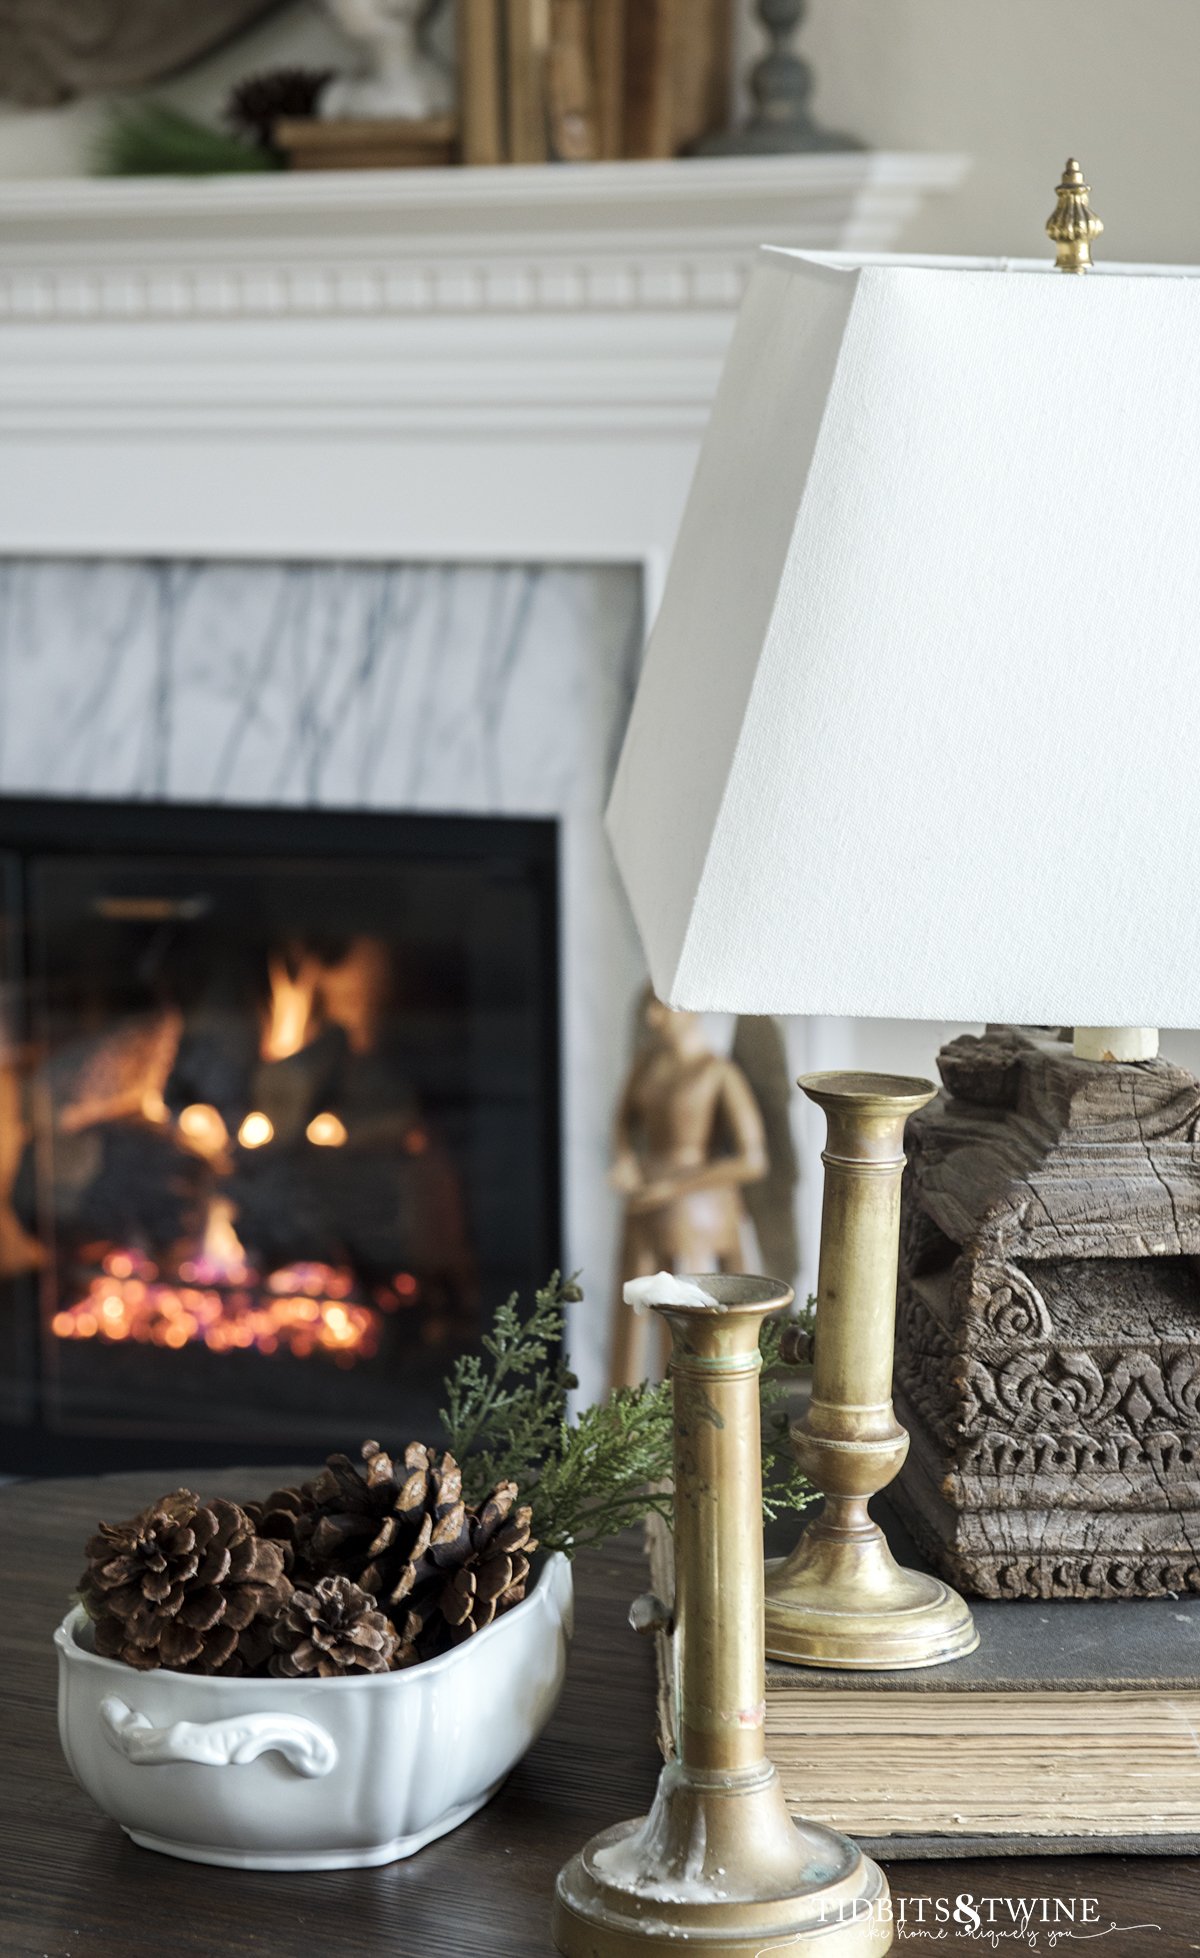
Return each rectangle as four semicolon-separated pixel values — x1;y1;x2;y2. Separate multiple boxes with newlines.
554;1274;891;1957
764;1074;978;1670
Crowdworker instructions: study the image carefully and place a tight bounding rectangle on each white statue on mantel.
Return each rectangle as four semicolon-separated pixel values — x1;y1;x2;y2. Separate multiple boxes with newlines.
320;0;454;121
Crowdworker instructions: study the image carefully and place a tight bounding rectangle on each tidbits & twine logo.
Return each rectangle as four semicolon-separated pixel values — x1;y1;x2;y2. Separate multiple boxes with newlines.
820;1892;1162;1949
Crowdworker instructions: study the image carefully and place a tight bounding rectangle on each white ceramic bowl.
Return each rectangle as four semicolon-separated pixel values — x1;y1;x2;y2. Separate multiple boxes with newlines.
55;1552;573;1870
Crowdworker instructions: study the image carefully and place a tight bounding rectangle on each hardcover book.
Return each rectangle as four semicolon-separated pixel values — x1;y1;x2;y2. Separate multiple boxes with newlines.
645;1510;1200;1858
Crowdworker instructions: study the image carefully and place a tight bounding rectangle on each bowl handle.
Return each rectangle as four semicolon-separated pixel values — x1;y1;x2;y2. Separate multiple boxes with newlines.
100;1696;338;1778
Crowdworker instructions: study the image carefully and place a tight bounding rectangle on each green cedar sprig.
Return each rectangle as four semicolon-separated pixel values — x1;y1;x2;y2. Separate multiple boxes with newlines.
439;1272;579;1501
758;1303;818;1524
439;1274;816;1555
96;103;280;178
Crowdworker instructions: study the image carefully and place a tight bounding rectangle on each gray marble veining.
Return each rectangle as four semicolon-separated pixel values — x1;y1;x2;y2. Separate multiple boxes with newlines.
0;556;646;1394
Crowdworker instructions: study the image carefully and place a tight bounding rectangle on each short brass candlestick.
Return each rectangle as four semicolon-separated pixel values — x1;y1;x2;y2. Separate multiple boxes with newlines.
554;1274;891;1958
764;1076;979;1671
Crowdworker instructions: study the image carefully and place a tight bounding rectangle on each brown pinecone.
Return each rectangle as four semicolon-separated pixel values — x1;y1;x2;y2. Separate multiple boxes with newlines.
270;1575;398;1679
396;1481;537;1664
250;1441;470;1607
244;1482;310;1578
80;1489;290;1675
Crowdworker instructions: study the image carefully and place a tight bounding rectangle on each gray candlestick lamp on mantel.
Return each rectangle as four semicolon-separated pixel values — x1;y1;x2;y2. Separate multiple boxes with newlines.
699;0;864;156
606;159;1200;1625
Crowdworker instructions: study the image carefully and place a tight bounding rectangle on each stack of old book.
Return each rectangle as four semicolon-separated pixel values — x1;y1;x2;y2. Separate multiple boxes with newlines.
458;0;731;166
646;1512;1200;1857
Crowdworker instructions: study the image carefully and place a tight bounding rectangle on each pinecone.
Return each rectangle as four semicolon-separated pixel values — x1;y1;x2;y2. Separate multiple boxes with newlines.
396;1481;537;1664
245;1482;310;1578
80;1489;290;1675
250;1441;470;1604
249;1443;537;1664
270;1575;398;1679
225;67;332;148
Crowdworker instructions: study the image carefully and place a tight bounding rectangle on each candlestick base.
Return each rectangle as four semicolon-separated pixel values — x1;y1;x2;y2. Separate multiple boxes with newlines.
764;1515;979;1671
553;1761;891;1955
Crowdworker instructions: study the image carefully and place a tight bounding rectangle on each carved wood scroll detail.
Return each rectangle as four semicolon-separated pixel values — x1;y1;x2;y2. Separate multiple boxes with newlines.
893;1028;1200;1600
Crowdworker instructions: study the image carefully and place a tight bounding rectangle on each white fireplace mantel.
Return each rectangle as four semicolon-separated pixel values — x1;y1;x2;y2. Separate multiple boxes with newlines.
0;153;965;1388
0;153;965;571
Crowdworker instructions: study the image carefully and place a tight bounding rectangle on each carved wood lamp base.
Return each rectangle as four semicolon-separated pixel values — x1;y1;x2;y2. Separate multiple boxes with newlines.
894;1026;1200;1601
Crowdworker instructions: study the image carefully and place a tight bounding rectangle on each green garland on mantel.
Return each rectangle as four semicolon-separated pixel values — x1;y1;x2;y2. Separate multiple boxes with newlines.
95;103;281;177
439;1272;815;1556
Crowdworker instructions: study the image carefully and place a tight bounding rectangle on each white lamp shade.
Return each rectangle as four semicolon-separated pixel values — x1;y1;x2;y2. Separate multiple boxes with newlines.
606;248;1200;1025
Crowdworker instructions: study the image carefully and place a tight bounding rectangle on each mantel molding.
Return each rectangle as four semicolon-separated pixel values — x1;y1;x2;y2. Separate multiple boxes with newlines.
0;151;965;563
0;153;964;337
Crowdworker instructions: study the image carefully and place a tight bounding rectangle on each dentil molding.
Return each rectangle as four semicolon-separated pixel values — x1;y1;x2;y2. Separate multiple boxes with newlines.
0;152;964;566
0;154;964;436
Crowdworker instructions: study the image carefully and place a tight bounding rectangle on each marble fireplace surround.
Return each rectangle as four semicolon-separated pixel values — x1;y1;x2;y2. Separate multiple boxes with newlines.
0;154;966;1392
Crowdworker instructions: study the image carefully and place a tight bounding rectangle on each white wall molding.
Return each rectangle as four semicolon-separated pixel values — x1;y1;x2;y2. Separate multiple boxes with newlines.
0;155;965;315
0;153;964;565
0;154;964;432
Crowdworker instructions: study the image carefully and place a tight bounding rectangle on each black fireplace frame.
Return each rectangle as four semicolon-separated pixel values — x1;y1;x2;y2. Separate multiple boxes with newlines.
0;794;563;1477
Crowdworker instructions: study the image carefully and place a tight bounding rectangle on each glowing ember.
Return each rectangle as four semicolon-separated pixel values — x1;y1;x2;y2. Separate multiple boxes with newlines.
238;1110;274;1149
51;1207;380;1365
306;1110;348;1148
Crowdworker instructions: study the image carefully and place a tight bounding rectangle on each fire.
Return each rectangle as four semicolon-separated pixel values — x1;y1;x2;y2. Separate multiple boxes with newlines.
306;1110;347;1148
261;949;323;1062
178;1102;229;1159
238;1110;274;1149
50;1205;380;1366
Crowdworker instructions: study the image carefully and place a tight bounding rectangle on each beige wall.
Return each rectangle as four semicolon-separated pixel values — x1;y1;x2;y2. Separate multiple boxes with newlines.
743;0;1200;263
3;0;1199;267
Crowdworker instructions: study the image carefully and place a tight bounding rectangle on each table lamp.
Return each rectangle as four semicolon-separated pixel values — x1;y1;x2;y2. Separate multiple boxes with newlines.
605;164;1200;1666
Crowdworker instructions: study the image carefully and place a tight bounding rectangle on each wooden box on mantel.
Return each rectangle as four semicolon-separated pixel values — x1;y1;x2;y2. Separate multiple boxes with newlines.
275;116;458;170
893;1026;1200;1601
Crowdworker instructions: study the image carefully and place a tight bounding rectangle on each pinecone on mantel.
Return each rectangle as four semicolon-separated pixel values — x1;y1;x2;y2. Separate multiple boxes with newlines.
80;1489;290;1675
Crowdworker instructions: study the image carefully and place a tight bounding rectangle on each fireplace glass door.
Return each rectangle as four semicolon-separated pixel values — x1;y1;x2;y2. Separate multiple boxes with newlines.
0;799;560;1472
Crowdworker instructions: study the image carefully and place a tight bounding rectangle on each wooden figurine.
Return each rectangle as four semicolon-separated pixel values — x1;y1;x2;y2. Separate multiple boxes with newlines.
893;1026;1200;1599
607;990;768;1386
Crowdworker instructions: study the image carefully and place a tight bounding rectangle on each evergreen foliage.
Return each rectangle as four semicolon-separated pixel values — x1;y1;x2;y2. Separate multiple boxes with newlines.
439;1274;815;1554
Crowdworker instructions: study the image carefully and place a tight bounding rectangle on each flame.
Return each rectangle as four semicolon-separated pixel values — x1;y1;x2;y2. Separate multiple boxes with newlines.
179;1102;229;1159
262;949;323;1063
238;1111;274;1149
50;1204;380;1365
306;1111;347;1148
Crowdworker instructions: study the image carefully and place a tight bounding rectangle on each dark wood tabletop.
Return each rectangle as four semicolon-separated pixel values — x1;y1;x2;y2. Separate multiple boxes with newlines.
1;1470;1197;1957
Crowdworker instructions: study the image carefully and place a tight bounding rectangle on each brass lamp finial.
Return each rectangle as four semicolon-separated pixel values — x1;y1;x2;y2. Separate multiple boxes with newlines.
1047;157;1103;272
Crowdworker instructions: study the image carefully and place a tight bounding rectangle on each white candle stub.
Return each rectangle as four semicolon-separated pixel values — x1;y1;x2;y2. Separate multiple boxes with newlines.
623;1272;720;1315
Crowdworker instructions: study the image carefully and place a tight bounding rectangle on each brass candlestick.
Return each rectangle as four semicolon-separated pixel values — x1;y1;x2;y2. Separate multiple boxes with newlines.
554;1274;891;1958
764;1075;978;1671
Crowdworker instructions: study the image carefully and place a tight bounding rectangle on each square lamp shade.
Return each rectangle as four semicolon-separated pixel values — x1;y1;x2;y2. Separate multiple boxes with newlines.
606;248;1200;1025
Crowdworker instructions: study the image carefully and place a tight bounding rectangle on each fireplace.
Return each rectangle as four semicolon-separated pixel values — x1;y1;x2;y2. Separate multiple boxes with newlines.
0;796;560;1473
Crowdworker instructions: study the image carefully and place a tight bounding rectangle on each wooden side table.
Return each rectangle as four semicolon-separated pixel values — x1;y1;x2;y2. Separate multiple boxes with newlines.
0;1470;1195;1955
